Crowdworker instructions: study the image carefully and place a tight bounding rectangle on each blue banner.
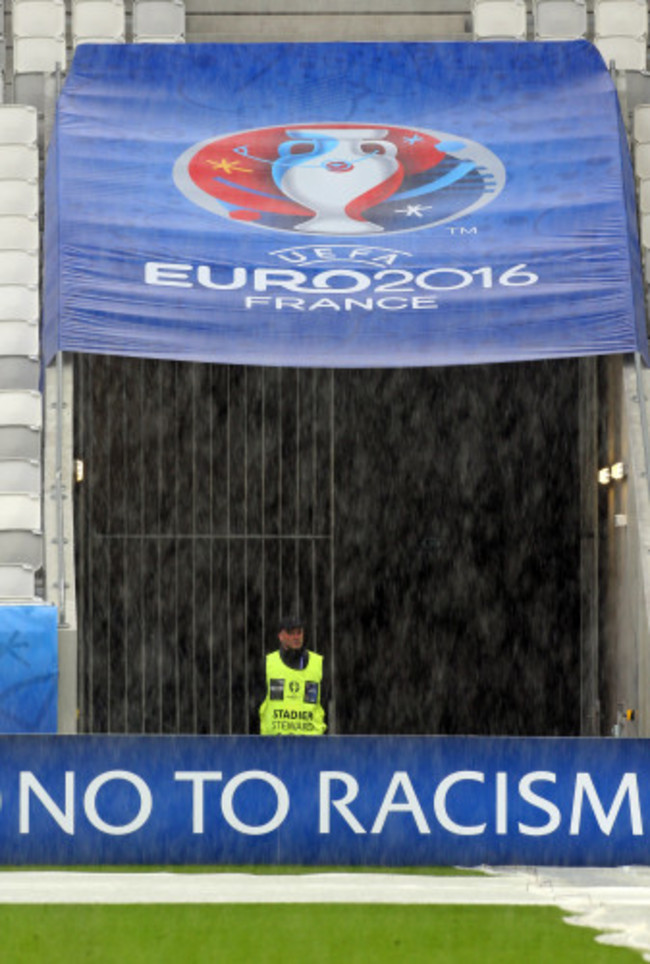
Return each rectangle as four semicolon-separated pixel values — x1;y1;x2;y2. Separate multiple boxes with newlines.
0;606;58;734
0;735;648;865
44;41;648;368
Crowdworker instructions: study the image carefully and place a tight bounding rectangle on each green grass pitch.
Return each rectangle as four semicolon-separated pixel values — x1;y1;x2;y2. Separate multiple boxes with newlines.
0;904;644;963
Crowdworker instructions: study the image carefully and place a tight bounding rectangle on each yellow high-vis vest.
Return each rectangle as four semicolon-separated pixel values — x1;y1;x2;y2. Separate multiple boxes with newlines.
259;650;326;736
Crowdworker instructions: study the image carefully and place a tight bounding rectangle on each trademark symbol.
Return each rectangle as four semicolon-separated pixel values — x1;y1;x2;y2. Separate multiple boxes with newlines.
446;226;478;235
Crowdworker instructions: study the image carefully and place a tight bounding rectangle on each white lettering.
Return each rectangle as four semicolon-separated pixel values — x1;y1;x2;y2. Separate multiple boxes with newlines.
309;298;340;311
175;771;223;834
319;771;366;834
434;771;486;836
144;262;193;287
254;269;308;292
20;771;75;835
496;772;508;835
412;296;438;310
196;265;247;290
221;770;289;836
311;270;371;293
371;771;430;834
416;268;473;290
518;771;561;836
570;772;643;836
274;297;305;311
84;770;152;836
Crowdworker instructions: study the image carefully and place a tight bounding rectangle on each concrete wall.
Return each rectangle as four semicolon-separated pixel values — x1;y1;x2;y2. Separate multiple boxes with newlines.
603;358;650;738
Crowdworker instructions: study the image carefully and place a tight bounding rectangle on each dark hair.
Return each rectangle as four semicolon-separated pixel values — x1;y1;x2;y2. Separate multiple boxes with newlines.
279;615;303;632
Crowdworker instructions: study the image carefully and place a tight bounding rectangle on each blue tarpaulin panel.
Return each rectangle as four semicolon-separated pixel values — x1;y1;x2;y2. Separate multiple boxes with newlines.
43;41;648;368
0;606;58;734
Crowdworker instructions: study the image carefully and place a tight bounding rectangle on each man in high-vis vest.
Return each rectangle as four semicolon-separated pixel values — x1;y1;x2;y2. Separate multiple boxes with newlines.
259;616;327;736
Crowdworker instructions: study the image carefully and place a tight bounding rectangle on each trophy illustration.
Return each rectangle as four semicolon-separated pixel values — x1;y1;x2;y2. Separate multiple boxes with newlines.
273;128;400;235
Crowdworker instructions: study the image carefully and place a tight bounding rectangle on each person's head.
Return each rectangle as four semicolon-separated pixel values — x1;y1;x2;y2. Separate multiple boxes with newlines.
278;615;304;650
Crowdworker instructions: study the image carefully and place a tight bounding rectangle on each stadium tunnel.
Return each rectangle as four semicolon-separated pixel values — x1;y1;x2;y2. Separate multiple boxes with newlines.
2;5;650;742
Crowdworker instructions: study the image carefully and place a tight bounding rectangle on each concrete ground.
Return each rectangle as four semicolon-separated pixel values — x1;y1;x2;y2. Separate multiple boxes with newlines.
0;867;649;960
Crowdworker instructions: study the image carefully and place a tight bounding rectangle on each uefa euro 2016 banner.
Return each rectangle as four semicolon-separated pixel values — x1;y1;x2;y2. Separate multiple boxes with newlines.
43;41;648;368
0;735;648;865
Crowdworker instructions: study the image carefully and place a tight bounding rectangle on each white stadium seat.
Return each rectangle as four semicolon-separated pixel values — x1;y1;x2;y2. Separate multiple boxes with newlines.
0;491;41;529
473;0;527;39
0;105;38;145
0;563;37;599
0;286;39;322
0;321;39;356
0;458;41;494
0;145;39;180
533;0;587;39
594;0;648;70
72;0;126;45
595;0;648;35
133;0;185;41
0;425;41;459
0;390;42;429
13;36;67;74
0;528;43;568
0;215;39;251
0;356;40;391
0;179;39;217
638;178;650;212
0;425;41;460
13;0;66;37
633;105;650;144
595;34;647;70
0;251;39;286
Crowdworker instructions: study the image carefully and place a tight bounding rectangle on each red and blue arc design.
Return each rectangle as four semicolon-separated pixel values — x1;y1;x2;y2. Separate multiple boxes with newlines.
173;122;505;236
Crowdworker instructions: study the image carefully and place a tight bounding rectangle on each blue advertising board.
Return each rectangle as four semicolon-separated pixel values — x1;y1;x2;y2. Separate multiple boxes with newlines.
44;41;648;368
0;735;648;865
0;606;58;734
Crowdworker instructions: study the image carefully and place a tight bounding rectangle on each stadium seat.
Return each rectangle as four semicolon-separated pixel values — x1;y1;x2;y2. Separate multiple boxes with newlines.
595;34;648;70
0;356;40;391
638;178;650;214
0;215;39;251
0;528;43;567
533;0;587;38
0;179;38;217
0;425;41;460
0;563;37;599
640;212;650;248
0;250;39;286
0;105;37;144
0;390;42;429
72;0;126;45
636;144;650;182
594;0;648;70
0;144;39;180
0;285;39;322
0;321;39;356
473;0;527;39
13;0;66;37
13;36;67;74
595;0;648;35
133;0;185;41
633;104;650;144
0;492;41;530
0;458;41;494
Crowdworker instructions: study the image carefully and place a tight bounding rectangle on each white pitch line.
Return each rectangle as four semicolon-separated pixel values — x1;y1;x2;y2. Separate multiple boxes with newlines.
0;871;557;906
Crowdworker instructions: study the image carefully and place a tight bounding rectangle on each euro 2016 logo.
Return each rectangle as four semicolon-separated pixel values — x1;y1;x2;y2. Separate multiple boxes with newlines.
173;123;505;237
